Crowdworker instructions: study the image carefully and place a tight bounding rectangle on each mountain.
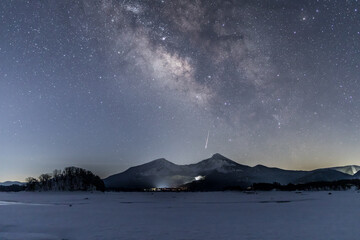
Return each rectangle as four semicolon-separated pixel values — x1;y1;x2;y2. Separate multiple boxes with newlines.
104;154;245;190
331;165;360;175
0;181;24;186
104;158;194;189
187;153;250;174
104;153;360;190
294;169;353;184
244;165;307;185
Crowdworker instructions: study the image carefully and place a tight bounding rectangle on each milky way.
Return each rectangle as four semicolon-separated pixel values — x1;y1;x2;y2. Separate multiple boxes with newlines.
1;0;360;181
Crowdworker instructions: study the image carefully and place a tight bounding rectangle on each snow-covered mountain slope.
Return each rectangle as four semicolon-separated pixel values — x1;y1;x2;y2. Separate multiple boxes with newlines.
103;153;360;190
125;158;186;176
103;158;195;189
186;153;250;174
351;170;360;178
103;154;250;189
331;165;360;175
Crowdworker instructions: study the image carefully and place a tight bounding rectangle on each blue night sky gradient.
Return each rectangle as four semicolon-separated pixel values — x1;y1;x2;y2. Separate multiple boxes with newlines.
1;0;360;181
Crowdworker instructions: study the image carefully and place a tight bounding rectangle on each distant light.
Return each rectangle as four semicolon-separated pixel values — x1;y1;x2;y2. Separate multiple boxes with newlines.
195;176;205;181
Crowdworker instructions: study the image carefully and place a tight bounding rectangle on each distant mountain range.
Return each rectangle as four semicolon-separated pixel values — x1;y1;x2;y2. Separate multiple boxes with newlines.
0;181;24;186
104;153;360;190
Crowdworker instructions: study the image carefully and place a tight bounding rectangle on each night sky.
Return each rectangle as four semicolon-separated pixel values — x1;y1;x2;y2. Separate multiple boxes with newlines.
1;0;360;181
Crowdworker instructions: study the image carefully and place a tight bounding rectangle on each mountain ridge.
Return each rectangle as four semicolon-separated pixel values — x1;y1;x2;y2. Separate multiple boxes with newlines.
0;181;25;186
103;153;360;190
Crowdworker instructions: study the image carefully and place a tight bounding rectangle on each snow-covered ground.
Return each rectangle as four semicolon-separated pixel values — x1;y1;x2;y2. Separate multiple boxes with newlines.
0;191;360;240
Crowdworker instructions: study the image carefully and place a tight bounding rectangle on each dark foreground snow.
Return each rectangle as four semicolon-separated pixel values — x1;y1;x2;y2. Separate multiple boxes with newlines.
0;191;359;240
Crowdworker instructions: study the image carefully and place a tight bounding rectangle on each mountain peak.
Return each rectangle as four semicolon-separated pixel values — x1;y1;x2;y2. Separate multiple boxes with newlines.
254;164;267;168
211;153;228;159
191;153;246;174
151;158;169;163
146;158;175;166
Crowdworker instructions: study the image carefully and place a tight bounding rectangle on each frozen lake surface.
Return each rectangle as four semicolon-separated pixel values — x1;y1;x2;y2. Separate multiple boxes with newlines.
0;191;360;240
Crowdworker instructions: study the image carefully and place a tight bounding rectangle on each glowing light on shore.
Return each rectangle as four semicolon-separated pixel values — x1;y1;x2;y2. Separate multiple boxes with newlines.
195;176;205;181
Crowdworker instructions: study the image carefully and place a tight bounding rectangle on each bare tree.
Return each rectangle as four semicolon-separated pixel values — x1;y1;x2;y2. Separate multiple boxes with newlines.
25;177;39;191
39;174;52;191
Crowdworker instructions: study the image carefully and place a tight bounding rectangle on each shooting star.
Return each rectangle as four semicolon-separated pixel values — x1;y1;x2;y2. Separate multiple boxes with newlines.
205;130;209;149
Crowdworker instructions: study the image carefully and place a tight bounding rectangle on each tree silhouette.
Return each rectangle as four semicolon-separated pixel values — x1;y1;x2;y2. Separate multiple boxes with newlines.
25;167;105;192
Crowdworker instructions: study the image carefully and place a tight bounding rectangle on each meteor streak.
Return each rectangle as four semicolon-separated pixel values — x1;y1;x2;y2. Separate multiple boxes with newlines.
205;130;209;149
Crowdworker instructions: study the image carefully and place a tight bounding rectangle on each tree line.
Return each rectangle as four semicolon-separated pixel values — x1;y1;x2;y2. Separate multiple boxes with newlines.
251;179;360;191
26;166;105;192
0;184;25;192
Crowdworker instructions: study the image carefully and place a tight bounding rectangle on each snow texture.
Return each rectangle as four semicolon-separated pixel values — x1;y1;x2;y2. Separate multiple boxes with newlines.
1;191;360;239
